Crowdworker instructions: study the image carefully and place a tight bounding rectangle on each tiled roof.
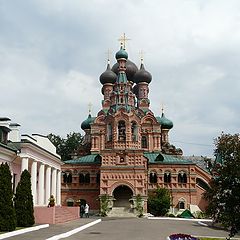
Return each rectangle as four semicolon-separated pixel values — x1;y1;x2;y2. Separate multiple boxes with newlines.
144;152;192;164
64;154;101;164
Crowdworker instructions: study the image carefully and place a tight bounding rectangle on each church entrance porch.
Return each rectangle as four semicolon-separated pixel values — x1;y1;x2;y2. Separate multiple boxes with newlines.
108;185;135;217
113;185;133;207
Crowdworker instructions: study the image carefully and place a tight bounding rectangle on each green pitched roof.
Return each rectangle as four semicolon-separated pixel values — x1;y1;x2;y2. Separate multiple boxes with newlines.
64;154;101;164
144;152;192;164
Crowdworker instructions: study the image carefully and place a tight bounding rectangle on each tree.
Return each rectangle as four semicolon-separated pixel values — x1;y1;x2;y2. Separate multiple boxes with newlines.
48;132;83;161
204;133;240;239
14;170;35;227
0;163;16;231
148;188;171;216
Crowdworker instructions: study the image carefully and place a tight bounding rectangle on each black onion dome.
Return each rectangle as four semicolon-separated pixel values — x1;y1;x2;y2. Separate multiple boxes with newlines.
112;59;138;82
99;62;117;85
134;63;152;84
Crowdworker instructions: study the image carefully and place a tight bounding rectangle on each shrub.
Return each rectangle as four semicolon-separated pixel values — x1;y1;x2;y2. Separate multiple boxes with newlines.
0;163;16;231
14;170;35;227
99;194;110;217
148;188;170;216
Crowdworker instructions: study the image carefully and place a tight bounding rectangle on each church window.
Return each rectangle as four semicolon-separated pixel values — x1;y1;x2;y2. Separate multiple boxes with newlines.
118;121;126;141
107;124;112;141
141;136;148;148
164;171;171;183
96;172;100;184
179;201;185;209
85;173;90;184
79;172;90;184
63;172;72;184
178;171;187;183
131;122;138;142
149;172;157;183
79;173;85;184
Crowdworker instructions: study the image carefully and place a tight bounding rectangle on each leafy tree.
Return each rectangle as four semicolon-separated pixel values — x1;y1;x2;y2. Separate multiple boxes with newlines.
14;170;35;227
0;163;16;231
48;132;83;161
148;188;171;216
204;133;240;239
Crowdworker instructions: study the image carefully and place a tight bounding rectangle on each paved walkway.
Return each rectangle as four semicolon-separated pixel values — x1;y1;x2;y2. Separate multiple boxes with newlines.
1;217;240;240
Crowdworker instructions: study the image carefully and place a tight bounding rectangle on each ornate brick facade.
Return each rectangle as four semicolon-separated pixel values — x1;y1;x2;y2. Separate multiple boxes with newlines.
61;42;211;216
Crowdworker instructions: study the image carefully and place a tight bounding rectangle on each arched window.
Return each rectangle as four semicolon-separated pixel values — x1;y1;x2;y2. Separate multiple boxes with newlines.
131;122;138;142
141;136;148;148
179;201;185;209
85;173;90;184
107;124;112;141
96;172;100;184
149;172;157;183
164;172;171;183
79;173;85;184
67;173;72;183
118;121;126;141
178;171;187;183
79;172;90;184
63;172;72;184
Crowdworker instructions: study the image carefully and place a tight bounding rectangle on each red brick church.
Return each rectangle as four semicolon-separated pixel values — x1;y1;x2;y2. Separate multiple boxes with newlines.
61;39;211;216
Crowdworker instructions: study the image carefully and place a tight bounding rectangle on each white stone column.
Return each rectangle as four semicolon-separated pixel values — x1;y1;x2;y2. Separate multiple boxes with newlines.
38;163;45;205
56;170;61;205
21;157;29;172
31;161;37;205
51;169;57;200
45;166;51;205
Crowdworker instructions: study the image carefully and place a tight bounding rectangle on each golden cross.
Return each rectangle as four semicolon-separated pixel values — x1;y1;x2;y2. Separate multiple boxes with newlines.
161;102;164;113
118;33;131;49
88;102;92;114
105;49;112;61
139;50;145;63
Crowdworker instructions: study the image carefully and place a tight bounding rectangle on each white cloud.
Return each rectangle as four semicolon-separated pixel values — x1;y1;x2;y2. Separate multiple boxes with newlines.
0;0;239;156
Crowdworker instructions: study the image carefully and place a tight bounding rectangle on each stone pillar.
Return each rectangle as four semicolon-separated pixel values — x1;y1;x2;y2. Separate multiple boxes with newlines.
56;170;61;205
38;163;45;205
21;157;29;172
31;161;37;205
51;169;57;199
45;166;51;205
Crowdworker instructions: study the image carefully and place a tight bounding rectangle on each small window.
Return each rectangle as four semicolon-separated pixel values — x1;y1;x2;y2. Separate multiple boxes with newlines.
96;173;100;184
63;172;72;184
85;173;90;184
164;172;171;183
79;173;85;184
141;136;148;148
179;201;185;209
118;121;126;141
149;172;157;183
178;171;187;183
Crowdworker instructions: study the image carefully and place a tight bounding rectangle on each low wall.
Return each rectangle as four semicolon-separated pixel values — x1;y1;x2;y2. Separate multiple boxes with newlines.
34;206;55;224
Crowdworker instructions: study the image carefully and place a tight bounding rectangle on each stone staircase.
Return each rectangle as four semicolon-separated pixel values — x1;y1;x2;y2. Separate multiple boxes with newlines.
108;207;136;218
54;206;79;224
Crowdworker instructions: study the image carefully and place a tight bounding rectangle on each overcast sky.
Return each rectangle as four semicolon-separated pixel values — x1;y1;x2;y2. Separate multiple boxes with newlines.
0;0;239;157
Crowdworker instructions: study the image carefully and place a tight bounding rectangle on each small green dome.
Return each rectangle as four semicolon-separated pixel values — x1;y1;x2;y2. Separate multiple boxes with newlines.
81;114;95;130
157;113;173;129
115;46;128;60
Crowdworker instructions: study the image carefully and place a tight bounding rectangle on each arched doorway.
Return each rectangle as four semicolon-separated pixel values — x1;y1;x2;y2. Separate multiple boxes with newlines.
113;185;133;207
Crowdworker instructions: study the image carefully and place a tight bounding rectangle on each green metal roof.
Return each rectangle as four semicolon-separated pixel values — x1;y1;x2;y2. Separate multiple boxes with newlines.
144;152;192;164
0;142;18;152
64;154;101;164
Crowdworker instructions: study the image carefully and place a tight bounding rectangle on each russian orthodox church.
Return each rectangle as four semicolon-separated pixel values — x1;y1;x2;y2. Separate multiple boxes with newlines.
61;39;211;216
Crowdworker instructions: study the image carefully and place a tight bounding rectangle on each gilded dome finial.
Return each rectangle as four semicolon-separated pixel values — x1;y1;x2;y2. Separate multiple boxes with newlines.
139;50;145;64
118;33;131;50
88;102;92;115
